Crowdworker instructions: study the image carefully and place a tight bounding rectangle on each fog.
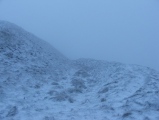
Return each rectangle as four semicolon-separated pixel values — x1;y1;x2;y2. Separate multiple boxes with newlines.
0;0;159;71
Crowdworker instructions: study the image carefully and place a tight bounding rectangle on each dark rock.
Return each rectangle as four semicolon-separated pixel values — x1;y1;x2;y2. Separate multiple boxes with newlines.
6;106;18;117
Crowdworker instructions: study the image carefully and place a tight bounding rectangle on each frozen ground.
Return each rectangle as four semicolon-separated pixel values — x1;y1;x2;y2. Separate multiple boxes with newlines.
0;21;159;120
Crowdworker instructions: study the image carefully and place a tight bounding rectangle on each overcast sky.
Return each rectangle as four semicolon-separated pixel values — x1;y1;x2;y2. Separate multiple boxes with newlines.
0;0;159;71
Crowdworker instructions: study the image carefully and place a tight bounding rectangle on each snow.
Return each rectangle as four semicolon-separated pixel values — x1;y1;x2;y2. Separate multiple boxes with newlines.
0;21;159;120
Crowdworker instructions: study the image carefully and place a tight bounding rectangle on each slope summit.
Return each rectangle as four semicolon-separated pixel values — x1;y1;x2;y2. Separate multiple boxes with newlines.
0;20;68;67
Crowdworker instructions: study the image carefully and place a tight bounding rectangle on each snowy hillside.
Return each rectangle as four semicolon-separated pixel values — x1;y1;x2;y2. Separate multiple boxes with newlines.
0;21;159;120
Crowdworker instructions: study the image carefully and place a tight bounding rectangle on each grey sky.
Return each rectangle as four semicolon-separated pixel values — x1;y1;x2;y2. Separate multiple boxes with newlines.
0;0;159;71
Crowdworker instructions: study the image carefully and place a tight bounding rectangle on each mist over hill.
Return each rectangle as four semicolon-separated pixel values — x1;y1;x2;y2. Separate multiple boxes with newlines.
0;21;159;120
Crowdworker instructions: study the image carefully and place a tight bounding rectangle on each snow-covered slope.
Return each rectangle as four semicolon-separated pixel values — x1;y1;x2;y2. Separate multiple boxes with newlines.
0;21;159;120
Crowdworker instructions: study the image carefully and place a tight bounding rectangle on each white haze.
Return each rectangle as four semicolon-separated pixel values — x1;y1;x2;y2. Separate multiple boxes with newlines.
0;0;159;71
